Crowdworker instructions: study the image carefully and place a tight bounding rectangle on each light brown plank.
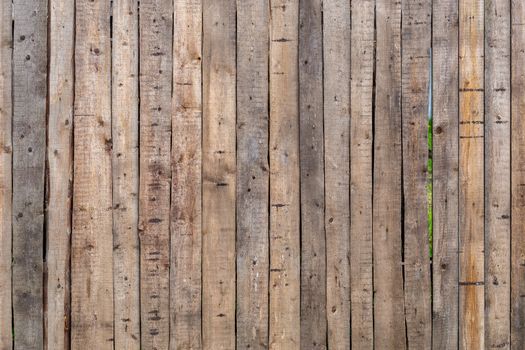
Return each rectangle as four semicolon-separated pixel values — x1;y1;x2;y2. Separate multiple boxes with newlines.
12;0;47;347
349;0;373;347
269;0;300;348
373;0;406;348
485;0;511;348
324;0;351;348
47;0;74;347
235;0;269;349
171;0;202;348
432;0;459;348
202;0;236;348
71;0;113;348
112;0;140;348
0;0;12;347
401;0;432;348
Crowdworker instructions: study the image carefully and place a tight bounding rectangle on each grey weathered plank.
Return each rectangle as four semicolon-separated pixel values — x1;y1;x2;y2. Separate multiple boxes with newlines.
0;0;12;347
112;0;140;348
71;0;113;348
202;0;236;348
269;0;300;348
299;0;326;348
171;0;202;349
373;0;406;348
138;0;173;348
401;0;432;348
432;0;459;348
235;0;269;349
485;0;511;348
47;0;74;347
12;0;47;347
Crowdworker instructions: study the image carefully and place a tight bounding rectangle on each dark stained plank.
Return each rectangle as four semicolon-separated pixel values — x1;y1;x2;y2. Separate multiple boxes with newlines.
235;0;269;348
12;0;47;347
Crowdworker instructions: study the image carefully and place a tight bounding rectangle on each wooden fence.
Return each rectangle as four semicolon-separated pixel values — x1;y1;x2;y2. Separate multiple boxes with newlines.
0;0;521;349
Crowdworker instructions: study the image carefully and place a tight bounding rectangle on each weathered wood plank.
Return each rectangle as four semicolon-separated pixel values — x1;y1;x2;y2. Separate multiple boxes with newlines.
458;0;485;348
171;0;202;348
401;0;432;348
349;0;373;347
235;0;269;349
112;0;140;348
138;0;173;348
269;0;300;348
324;0;351;348
47;0;74;347
485;0;511;348
0;0;12;347
71;0;113;348
202;0;236;348
373;0;406;348
432;0;459;348
12;0;47;347
299;0;326;348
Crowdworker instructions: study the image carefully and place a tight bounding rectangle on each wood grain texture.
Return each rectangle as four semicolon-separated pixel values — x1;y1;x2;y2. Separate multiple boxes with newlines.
485;0;511;348
401;0;432;348
47;0;74;347
71;0;113;348
0;0;12;347
299;0;326;348
349;0;373;348
202;0;236;348
171;0;202;349
236;0;269;349
112;0;140;348
12;0;47;347
139;0;173;348
432;0;459;348
269;0;300;348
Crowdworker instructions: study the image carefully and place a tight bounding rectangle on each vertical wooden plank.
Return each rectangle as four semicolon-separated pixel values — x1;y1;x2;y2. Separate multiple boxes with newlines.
47;0;74;347
458;0;484;348
0;0;12;347
12;0;47;347
171;0;202;348
236;0;269;349
401;0;432;348
138;0;172;348
349;0;373;347
202;0;236;348
113;0;140;348
485;0;511;348
432;0;459;348
373;0;406;348
299;0;326;349
269;0;300;348
72;0;113;348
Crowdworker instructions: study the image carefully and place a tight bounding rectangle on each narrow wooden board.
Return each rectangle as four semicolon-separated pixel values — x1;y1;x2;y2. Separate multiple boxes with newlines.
458;0;484;348
113;0;140;348
349;0;373;347
138;0;173;348
401;0;432;348
235;0;269;348
299;0;326;348
0;0;12;347
485;0;511;348
373;0;406;348
171;0;202;348
202;0;236;348
12;0;47;347
47;0;74;347
71;0;113;348
269;0;300;348
431;0;459;348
